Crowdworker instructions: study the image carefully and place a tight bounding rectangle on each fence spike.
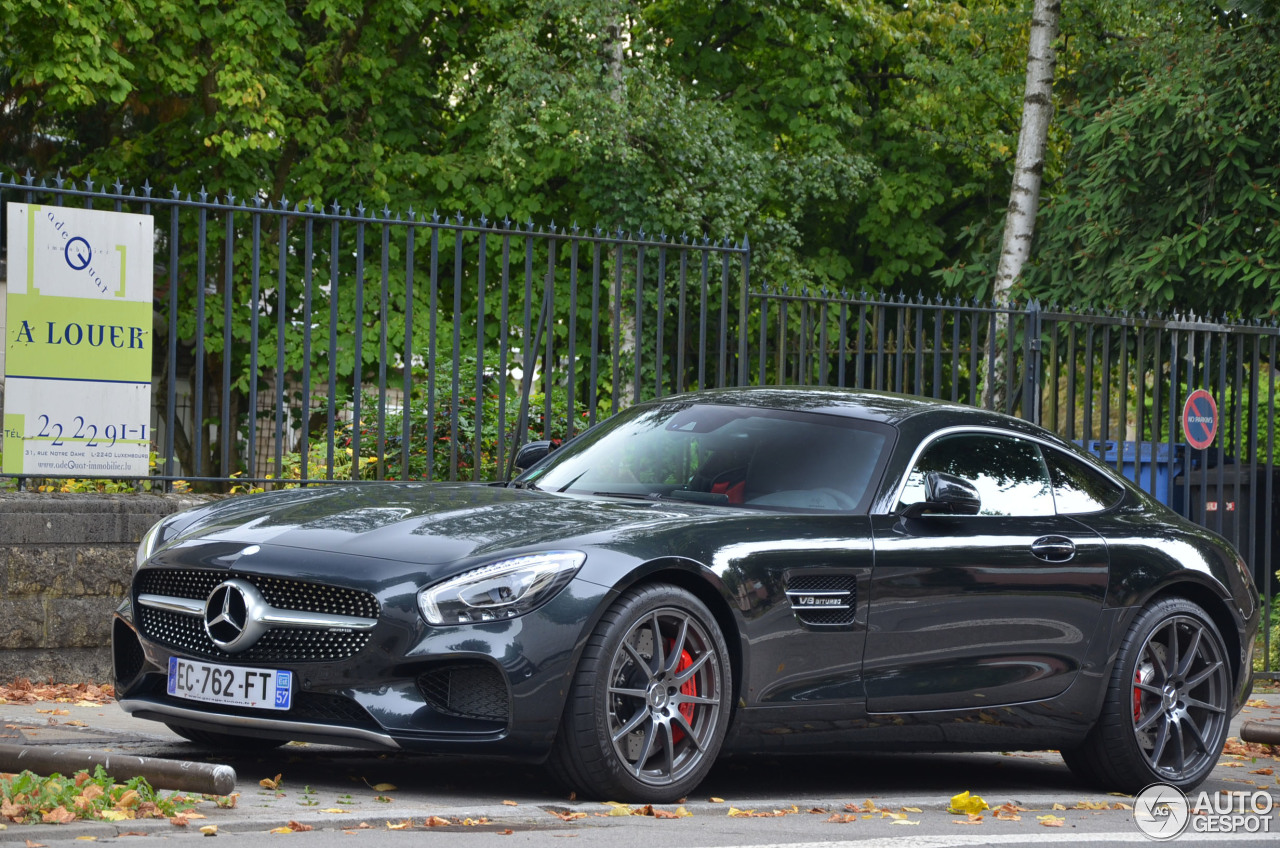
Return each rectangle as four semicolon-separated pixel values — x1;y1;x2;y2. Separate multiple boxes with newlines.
54;172;65;189
84;175;95;193
742;233;750;250
22;168;35;185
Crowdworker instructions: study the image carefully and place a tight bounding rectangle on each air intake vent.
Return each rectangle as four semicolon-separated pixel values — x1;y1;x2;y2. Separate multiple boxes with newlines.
785;575;857;627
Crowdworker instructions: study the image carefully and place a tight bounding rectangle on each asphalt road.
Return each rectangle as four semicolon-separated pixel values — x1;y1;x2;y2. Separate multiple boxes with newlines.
0;694;1277;846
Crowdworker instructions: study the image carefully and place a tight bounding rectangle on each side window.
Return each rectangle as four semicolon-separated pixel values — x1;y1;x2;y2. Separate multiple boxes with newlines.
1044;449;1124;514
899;433;1054;517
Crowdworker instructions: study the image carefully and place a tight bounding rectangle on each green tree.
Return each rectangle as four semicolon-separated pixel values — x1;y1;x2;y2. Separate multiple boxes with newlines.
942;0;1280;317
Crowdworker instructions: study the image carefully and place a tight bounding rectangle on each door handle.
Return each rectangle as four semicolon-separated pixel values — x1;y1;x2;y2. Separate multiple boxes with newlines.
1031;535;1076;563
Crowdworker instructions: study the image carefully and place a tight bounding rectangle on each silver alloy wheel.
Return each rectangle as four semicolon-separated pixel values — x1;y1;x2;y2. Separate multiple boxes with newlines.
605;607;724;787
1131;613;1230;779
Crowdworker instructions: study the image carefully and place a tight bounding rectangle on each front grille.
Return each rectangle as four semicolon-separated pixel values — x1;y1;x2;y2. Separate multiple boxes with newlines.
786;574;857;627
135;569;378;663
137;569;379;618
419;663;509;722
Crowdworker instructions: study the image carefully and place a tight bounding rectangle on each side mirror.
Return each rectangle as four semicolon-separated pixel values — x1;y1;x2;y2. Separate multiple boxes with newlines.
512;440;555;475
900;471;982;519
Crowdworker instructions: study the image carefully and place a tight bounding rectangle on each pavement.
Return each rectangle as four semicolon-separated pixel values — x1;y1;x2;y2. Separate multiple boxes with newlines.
0;692;1277;841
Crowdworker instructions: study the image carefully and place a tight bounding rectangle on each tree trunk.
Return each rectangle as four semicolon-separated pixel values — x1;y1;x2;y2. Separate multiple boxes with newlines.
989;0;1059;413
995;0;1060;301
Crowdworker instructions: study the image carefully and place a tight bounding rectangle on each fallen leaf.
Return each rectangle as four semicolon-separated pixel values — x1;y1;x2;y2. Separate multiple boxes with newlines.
1246;699;1269;708
498;830;513;835
75;837;97;841
99;810;133;822
548;810;586;821
320;808;347;813
1038;814;1066;827
949;791;989;815
260;774;283;790
1051;803;1067;811
503;800;518;806
42;806;77;824
890;818;919;825
425;816;450;827
901;806;922;813
1074;800;1110;810
268;826;294;834
708;797;724;803
200;825;218;836
607;805;633;817
371;783;397;792
1251;768;1275;775
386;820;413;830
25;841;47;848
170;816;190;827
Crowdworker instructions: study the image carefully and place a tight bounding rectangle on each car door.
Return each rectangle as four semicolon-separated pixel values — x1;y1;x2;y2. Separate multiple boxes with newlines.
862;430;1109;713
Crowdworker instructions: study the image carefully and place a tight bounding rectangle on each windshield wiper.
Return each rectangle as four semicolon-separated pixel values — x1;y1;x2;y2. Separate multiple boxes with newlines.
591;491;663;501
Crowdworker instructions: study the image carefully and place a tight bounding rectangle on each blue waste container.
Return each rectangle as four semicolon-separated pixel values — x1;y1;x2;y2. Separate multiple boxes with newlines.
1081;440;1188;511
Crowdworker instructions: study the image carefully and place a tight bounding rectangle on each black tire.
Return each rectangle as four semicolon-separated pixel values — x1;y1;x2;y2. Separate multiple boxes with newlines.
1062;597;1232;793
549;583;732;802
165;723;288;751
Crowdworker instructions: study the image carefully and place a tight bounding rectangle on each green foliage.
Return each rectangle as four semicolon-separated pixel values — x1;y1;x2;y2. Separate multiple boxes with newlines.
249;357;596;486
943;0;1280;315
0;764;202;823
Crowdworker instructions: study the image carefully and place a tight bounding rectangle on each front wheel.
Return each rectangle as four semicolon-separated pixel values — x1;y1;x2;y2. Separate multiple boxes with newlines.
550;584;732;802
1062;597;1233;792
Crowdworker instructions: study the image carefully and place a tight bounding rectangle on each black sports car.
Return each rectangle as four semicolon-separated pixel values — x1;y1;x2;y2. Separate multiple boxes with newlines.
114;387;1259;802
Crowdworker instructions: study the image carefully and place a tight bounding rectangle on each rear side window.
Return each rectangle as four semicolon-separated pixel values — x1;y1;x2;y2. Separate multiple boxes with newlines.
1044;449;1124;514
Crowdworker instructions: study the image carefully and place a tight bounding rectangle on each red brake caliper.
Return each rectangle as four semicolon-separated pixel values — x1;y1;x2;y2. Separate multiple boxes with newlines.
668;641;697;743
1133;669;1143;722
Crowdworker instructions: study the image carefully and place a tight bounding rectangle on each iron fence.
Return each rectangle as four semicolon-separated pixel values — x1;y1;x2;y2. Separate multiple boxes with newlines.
0;174;749;488
1;175;1276;675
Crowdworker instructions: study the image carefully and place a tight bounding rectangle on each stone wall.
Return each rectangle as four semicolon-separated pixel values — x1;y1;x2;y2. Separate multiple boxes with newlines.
0;492;211;682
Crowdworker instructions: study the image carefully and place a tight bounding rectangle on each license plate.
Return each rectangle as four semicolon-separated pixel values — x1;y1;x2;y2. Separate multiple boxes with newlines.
167;657;293;711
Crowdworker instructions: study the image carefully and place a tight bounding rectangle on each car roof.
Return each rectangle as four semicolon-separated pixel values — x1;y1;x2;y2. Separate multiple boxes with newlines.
660;385;1031;430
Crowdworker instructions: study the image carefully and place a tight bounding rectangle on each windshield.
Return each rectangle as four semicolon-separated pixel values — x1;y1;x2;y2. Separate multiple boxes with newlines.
516;401;892;512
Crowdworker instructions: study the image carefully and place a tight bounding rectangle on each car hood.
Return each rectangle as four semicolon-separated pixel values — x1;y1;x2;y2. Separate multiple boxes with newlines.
157;483;723;566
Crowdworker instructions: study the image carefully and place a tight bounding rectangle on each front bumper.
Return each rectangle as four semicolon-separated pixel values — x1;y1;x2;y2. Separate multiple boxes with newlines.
113;569;613;760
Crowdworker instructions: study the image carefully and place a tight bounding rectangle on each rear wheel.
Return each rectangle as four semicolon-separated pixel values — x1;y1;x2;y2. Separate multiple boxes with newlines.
550;584;731;802
1062;597;1232;792
165;723;288;751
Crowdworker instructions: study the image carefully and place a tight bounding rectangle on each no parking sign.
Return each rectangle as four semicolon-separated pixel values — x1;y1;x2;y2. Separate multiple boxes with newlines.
1182;390;1218;450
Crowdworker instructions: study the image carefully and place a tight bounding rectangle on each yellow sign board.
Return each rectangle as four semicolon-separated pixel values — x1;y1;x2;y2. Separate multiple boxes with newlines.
3;204;154;476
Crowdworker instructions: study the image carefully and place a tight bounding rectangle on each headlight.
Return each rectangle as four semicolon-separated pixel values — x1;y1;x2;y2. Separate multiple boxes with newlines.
418;551;585;625
135;519;166;572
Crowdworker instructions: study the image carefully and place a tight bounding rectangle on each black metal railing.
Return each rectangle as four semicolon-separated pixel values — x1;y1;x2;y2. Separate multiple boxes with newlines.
0;174;749;487
2;175;1276;675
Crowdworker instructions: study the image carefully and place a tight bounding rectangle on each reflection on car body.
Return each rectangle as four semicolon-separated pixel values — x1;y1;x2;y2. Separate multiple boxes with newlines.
115;387;1259;802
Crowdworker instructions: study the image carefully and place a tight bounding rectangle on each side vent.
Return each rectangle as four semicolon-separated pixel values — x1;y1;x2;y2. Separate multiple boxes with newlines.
785;575;857;627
